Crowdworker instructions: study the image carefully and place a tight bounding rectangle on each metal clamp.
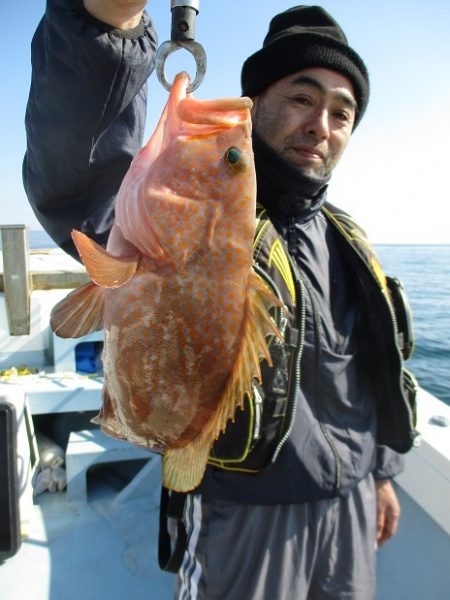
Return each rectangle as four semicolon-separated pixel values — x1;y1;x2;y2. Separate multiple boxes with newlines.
156;40;206;93
155;0;207;93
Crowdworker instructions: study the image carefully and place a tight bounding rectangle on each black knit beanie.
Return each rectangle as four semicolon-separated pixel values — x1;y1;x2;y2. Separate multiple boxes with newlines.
241;5;369;128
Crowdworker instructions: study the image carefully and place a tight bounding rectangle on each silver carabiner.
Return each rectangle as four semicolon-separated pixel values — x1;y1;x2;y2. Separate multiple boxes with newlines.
155;0;207;93
156;40;207;93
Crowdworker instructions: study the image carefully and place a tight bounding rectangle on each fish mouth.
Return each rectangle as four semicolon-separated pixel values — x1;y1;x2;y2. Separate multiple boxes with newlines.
117;72;253;271
178;96;253;128
146;72;252;161
171;72;252;130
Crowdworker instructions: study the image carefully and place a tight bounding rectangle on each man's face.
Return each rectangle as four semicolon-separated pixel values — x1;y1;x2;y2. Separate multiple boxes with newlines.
251;68;357;178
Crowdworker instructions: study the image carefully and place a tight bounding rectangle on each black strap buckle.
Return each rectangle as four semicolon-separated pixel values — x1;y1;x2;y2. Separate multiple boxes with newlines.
386;276;415;360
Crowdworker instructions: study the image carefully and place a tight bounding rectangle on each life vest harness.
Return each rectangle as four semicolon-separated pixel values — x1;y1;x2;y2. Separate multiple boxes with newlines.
158;203;418;572
208;202;417;473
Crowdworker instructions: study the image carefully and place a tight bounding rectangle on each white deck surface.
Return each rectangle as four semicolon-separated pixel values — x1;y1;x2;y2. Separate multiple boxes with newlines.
1;462;175;600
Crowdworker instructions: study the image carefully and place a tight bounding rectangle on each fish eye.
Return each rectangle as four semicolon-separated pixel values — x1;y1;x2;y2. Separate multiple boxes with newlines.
224;147;247;173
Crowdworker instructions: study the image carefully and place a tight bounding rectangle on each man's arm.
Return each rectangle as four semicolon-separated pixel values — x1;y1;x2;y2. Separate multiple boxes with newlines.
373;445;404;546
375;479;401;547
83;0;146;29
23;0;157;259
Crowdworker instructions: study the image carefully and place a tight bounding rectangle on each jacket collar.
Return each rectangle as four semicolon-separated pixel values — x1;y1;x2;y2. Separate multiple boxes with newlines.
253;133;330;224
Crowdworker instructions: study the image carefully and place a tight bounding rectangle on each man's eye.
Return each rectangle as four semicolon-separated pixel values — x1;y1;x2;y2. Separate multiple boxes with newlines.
293;96;312;106
334;110;351;123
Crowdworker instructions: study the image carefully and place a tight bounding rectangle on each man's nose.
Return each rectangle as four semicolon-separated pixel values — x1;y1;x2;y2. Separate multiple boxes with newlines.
304;109;330;141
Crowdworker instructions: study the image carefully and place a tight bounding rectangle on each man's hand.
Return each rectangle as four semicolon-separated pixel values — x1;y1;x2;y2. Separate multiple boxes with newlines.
84;0;147;29
375;479;401;547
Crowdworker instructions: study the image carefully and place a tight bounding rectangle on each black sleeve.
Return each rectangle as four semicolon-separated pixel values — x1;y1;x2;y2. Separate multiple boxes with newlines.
23;0;157;260
373;445;405;480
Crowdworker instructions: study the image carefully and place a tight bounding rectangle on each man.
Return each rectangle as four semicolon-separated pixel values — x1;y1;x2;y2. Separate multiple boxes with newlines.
24;2;417;598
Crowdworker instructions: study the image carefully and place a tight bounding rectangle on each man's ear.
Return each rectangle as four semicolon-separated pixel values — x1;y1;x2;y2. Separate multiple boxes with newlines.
250;95;259;118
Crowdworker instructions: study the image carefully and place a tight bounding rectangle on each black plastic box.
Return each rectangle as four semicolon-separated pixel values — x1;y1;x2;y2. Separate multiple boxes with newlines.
0;401;21;561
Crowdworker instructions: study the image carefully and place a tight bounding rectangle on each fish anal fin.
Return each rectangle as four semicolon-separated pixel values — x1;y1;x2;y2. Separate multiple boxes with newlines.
72;230;140;288
163;428;213;492
162;270;284;492
50;282;104;338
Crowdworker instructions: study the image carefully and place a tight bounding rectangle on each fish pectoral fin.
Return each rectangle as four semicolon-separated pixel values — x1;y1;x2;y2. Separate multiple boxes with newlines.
50;282;104;338
72;230;140;288
162;271;284;492
148;193;222;266
206;203;222;248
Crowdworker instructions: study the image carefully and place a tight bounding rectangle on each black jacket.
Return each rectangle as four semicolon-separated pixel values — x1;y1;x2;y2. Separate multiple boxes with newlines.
24;1;415;504
196;189;417;504
23;0;157;259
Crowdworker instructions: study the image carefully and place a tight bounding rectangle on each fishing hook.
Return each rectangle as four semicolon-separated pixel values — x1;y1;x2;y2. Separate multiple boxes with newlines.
156;0;207;93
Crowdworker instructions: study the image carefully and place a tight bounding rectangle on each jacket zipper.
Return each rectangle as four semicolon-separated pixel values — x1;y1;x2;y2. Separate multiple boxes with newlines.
252;383;263;441
303;276;342;492
284;215;342;489
271;271;306;463
378;279;418;435
254;226;303;463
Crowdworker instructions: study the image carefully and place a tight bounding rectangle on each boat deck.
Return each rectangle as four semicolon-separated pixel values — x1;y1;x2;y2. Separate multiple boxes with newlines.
0;243;449;599
2;389;449;600
1;460;175;600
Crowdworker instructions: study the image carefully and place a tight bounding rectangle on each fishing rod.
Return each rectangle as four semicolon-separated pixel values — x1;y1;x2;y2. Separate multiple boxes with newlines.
155;0;207;93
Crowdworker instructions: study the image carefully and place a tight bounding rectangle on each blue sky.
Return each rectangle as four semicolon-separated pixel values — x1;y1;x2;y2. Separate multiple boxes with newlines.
2;1;450;243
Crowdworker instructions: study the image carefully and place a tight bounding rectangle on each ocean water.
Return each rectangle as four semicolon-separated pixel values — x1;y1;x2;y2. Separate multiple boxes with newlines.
376;245;450;406
23;232;450;405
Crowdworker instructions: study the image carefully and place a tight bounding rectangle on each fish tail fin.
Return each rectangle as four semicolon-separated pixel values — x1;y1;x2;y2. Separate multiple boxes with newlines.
162;271;283;492
50;282;105;338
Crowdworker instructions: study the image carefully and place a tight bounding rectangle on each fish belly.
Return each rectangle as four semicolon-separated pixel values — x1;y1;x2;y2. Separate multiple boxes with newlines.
99;267;247;449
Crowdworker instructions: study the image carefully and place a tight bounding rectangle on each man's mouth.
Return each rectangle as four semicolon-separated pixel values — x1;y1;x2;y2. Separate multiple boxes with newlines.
291;145;324;160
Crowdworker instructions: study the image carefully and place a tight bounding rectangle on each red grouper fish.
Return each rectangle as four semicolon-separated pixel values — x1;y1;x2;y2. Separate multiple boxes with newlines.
50;72;282;492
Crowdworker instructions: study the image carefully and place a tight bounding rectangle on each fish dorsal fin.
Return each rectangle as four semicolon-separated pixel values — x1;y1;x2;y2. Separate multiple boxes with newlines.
50;282;104;338
162;271;283;492
72;230;140;288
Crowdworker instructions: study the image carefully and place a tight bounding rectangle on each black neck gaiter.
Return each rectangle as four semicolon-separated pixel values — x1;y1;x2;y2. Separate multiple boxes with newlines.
253;133;330;224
